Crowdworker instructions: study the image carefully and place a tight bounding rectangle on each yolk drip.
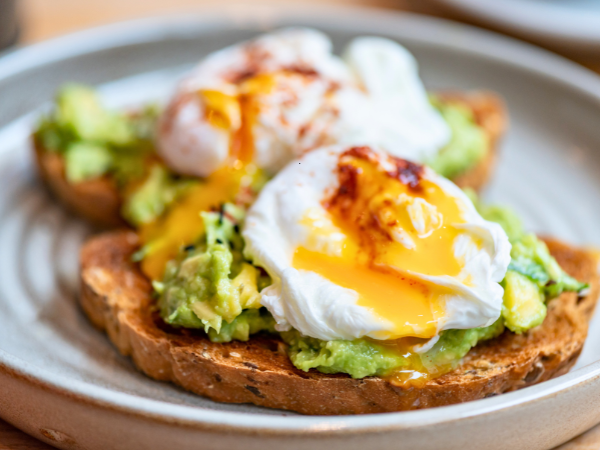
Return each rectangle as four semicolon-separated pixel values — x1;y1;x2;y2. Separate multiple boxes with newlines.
370;337;457;387
292;148;466;340
138;165;250;280
138;74;276;280
233;74;275;164
294;247;444;338
199;90;241;131
199;73;274;164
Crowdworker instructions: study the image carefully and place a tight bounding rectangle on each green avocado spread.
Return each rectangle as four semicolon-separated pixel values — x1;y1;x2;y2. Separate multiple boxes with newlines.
282;320;505;380
35;86;489;229
35;84;157;183
37;86;586;382
122;165;197;227
428;95;489;180
155;203;274;342
469;190;587;334
34;84;194;226
156;195;586;381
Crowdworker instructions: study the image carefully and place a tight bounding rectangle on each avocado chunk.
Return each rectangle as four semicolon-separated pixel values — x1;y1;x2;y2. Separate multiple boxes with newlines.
208;308;276;343
502;270;546;334
509;234;587;299
63;142;112;183
34;84;159;187
121;165;195;226
157;203;272;339
56;84;133;145
472;193;587;332
421;319;505;372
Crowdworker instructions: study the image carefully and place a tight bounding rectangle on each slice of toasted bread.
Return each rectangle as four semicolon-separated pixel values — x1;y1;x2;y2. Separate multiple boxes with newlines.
34;91;506;229
33;137;125;228
80;231;598;415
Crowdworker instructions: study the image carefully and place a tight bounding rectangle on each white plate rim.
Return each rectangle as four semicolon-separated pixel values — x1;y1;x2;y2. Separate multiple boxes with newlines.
2;2;600;435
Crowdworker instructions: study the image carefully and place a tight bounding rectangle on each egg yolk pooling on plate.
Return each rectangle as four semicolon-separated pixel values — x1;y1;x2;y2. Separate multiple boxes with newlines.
292;147;468;339
138;74;276;280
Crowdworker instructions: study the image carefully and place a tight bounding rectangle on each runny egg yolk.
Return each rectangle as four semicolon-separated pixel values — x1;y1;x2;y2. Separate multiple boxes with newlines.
292;147;466;340
138;165;249;280
371;337;454;387
138;74;276;280
198;73;276;165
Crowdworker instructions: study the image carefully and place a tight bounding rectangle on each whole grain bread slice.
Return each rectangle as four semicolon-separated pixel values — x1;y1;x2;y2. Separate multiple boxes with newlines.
34;91;506;228
33;138;125;228
80;230;598;415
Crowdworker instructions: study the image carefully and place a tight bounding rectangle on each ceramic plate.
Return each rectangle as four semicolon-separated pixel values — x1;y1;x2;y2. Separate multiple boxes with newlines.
436;0;600;50
2;5;600;450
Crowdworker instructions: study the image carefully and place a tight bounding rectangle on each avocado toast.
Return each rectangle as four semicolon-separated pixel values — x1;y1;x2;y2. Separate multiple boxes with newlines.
33;88;505;229
76;142;594;415
32;30;507;229
31;29;596;415
80;224;597;415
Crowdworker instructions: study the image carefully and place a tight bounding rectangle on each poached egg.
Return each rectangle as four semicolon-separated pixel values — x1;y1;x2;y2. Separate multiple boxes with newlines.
157;28;450;179
243;145;511;343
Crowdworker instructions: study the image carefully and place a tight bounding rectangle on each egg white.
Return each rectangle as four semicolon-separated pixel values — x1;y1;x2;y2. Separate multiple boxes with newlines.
157;28;451;178
242;145;512;342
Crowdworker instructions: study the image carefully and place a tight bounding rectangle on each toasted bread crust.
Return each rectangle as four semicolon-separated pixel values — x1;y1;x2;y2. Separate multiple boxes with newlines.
34;91;506;228
33;137;125;228
80;231;598;415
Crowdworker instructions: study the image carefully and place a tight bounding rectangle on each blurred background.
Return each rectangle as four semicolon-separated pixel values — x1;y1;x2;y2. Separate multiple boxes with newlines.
4;0;600;72
7;0;426;43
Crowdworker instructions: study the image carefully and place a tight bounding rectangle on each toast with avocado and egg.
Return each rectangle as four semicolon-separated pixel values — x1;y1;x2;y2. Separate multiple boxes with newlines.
81;233;598;415
78;145;594;415
33;28;506;228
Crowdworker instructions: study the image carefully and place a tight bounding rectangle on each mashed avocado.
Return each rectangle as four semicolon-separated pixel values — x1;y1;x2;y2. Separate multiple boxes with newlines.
63;142;113;183
208;308;276;343
282;331;407;379
35;84;194;227
428;96;489;180
34;84;158;185
420;318;505;372
156;194;586;378
156;203;273;340
283;319;504;379
122;165;196;226
283;198;586;378
500;235;586;333
471;193;587;333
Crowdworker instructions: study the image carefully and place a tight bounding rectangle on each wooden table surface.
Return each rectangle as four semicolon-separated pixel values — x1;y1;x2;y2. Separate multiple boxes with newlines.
3;0;600;448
